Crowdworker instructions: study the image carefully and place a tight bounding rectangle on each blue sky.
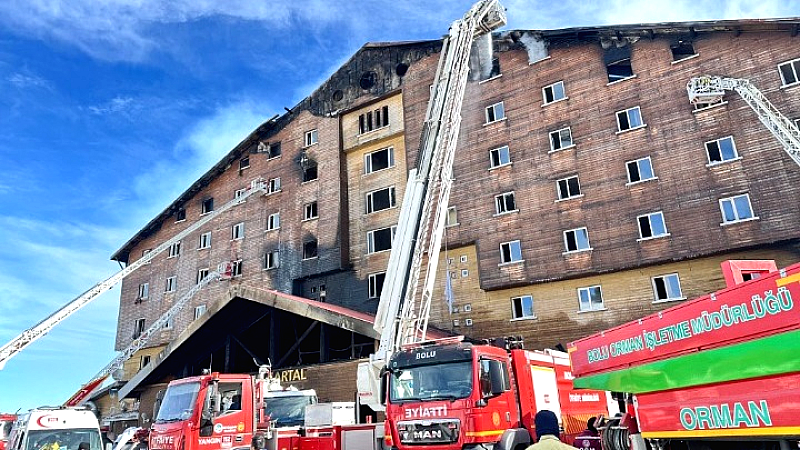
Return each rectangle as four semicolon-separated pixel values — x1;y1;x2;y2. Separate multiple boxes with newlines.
0;0;796;412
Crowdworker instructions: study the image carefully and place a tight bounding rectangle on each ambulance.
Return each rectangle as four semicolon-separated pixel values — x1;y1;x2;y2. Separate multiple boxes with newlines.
7;407;103;450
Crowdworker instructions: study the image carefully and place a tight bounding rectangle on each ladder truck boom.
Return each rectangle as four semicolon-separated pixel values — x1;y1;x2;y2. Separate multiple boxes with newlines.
0;178;269;370
687;76;800;167
63;261;234;406
359;0;506;411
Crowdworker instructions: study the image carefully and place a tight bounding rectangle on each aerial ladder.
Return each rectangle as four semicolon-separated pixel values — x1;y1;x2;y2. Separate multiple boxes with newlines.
357;0;506;412
687;76;800;167
0;178;270;370
63;261;234;406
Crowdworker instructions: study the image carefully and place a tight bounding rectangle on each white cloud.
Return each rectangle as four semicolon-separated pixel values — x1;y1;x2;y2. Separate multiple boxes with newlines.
131;98;273;213
7;72;51;90
87;96;135;115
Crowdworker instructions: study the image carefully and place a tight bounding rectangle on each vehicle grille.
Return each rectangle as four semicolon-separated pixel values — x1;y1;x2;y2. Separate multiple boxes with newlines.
397;419;460;445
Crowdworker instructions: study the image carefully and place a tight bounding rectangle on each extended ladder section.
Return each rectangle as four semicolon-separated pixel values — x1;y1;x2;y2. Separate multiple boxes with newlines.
687;76;800;167
0;179;269;370
359;0;506;411
63;262;234;406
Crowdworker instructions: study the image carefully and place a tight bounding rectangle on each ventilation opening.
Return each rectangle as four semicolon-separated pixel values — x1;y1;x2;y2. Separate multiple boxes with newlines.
332;90;344;102
395;63;409;77
359;71;377;90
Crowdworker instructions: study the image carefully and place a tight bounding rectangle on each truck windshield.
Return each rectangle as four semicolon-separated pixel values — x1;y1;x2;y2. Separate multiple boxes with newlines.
389;361;473;402
26;428;103;450
264;396;315;427
156;381;201;422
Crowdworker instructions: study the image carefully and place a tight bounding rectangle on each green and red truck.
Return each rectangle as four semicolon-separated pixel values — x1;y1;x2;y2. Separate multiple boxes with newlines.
567;260;800;450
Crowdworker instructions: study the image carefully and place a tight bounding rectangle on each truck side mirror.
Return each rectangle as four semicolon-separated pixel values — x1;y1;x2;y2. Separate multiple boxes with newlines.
379;368;388;406
489;361;505;396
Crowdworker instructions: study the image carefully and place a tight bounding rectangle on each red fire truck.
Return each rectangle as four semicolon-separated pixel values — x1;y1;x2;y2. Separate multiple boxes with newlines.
148;366;381;450
383;337;610;450
568;260;800;450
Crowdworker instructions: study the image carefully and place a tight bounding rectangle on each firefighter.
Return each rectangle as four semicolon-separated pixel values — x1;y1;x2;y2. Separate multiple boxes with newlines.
572;417;601;450
525;410;578;450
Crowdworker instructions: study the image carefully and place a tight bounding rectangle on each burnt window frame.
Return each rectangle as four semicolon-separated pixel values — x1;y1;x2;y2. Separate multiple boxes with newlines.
303;239;319;260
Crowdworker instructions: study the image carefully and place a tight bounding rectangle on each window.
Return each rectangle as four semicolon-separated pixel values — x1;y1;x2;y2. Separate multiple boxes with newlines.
302;159;318;182
616;106;644;132
165;276;176;293
141;248;152;264
267;142;282;159
201;198;214;214
564;227;591;253
446;206;458;227
231;260;243;277
557;176;581;200
542;81;566;104
304;201;319;220
485;101;506;123
719;194;756;224
197;268;209;284
365;187;396;214
549;127;573;151
303;240;318;259
705;136;739;164
670;41;696;61
162;317;174;329
607;58;633;83
500;240;523;264
140;355;151;369
234;188;247;201
176;208;186;222
489;145;511;168
511;295;535;320
359;105;390;134
693;97;725;111
267;177;281;194
138;283;149;299
495;192;517;214
194;305;207;320
461;269;469;277
266;212;280;231
460;255;468;263
778;58;800;86
239;156;250;170
199;231;212;249
304;129;318;147
264;250;279;270
627;157;656;184
367;226;396;253
364;147;395;174
368;272;386;299
578;286;604;312
133;318;146;339
638;211;668;239
232;222;245;240
168;241;181;258
652;273;683;302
